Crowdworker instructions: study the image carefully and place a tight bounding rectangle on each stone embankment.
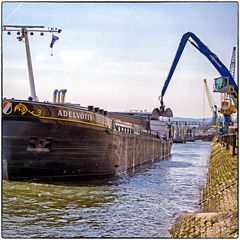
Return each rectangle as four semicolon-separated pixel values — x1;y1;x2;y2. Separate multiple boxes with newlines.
170;140;238;238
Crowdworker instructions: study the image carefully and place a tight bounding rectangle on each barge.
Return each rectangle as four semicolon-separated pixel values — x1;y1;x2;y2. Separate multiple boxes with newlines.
3;99;172;180
2;25;172;181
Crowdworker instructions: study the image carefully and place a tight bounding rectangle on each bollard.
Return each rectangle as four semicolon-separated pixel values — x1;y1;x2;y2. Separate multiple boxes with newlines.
232;134;236;157
226;135;230;151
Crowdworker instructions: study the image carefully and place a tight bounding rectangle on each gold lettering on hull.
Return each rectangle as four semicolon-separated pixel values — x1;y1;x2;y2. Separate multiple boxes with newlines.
3;101;103;127
57;110;94;121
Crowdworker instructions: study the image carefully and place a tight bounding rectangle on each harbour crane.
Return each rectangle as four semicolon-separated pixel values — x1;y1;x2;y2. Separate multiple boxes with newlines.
218;47;237;128
216;47;237;132
203;79;218;126
229;47;236;79
153;32;238;133
220;47;236;105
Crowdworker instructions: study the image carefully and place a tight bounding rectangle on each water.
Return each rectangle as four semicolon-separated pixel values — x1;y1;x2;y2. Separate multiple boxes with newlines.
2;141;211;238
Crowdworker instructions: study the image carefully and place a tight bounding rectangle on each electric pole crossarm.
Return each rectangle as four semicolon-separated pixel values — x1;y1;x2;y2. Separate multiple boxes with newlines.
2;25;61;33
3;25;45;28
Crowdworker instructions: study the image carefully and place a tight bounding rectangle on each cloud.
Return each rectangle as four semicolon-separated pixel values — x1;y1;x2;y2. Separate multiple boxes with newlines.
35;53;47;63
59;50;95;68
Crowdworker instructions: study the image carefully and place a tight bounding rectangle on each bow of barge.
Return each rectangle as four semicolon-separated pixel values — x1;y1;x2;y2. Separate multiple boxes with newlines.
3;99;172;180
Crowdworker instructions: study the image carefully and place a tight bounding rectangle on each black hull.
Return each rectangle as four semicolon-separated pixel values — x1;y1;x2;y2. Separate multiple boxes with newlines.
3;99;172;180
3;121;115;180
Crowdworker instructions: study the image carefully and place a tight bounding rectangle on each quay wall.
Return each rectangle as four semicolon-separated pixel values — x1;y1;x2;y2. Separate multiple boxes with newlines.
170;140;238;238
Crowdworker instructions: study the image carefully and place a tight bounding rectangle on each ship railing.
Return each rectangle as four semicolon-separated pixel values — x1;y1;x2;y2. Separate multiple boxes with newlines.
113;120;167;139
139;130;150;136
115;126;134;134
114;121;134;134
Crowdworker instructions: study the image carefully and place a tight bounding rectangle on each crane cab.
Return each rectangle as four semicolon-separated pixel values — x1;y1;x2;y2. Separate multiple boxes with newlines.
213;77;229;93
214;76;237;115
220;100;236;115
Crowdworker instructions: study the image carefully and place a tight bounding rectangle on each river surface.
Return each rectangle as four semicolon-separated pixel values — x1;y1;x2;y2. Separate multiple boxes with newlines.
2;141;211;238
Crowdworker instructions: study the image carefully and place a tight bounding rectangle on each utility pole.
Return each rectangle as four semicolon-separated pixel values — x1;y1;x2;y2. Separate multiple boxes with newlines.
2;25;61;101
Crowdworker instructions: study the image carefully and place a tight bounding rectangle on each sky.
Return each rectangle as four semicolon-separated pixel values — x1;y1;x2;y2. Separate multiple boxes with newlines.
2;1;238;118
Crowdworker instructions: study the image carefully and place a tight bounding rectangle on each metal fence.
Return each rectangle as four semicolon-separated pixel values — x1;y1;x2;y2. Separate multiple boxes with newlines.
218;133;238;157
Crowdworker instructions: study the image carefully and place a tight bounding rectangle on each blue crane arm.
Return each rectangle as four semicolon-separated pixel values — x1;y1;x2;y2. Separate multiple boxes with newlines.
161;32;238;99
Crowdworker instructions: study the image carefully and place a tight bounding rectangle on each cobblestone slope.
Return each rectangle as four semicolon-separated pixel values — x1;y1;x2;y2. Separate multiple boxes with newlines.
170;141;238;238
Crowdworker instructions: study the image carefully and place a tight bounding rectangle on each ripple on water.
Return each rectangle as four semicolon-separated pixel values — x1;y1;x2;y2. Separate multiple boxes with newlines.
2;141;211;238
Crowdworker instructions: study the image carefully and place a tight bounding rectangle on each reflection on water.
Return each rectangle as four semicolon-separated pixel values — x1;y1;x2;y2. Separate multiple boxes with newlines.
2;141;211;238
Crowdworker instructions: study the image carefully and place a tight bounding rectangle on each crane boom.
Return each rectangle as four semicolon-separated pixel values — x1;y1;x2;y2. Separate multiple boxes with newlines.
153;32;238;133
160;32;238;102
204;78;218;125
220;47;236;103
204;79;214;114
229;46;236;79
